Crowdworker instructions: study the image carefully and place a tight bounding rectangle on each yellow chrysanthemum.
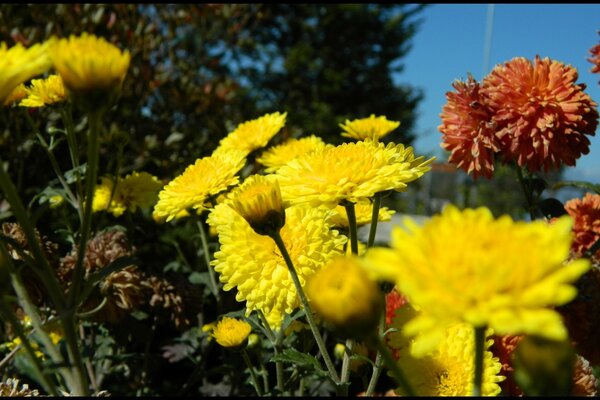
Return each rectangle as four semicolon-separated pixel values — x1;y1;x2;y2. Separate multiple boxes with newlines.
20;74;67;107
49;33;130;93
229;174;286;236
329;200;396;228
214;112;287;156
3;83;26;106
154;150;246;222
388;304;504;396
365;205;591;357
256;135;326;172
0;40;52;103
276;140;434;207
306;254;383;338
208;202;347;328
212;317;252;348
339;114;400;141
93;172;163;217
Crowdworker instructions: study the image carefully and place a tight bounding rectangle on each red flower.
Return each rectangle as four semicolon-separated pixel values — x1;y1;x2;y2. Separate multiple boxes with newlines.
481;56;598;173
588;31;600;77
439;74;500;179
564;192;600;260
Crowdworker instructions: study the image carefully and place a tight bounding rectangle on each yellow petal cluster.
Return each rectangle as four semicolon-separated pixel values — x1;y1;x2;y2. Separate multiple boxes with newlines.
212;317;252;348
229;174;286;236
365;205;590;356
208;202;347;328
339;114;400;141
256;135;326;172
49;33;130;94
388;304;504;396
153;149;246;222
276;140;434;207
20;74;67;107
0;41;52;103
3;84;27;106
214;112;287;157
93;171;163;217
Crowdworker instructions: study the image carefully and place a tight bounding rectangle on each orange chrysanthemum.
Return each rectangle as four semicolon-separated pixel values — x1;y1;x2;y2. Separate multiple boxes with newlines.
588;31;600;77
439;74;500;179
481;56;598;173
564;192;600;260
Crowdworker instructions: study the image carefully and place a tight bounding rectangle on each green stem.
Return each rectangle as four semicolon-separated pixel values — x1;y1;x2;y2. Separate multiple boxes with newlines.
367;193;381;248
0;302;59;396
257;310;283;396
343;201;359;255
60;105;84;203
241;348;263;396
365;292;387;396
473;326;486;397
339;338;353;393
370;333;415;396
194;215;221;303
270;231;341;386
515;166;536;220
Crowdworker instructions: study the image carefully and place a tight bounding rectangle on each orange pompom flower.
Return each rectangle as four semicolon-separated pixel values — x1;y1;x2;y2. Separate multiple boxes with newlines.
481;56;598;173
439;74;500;179
588;31;600;77
564;192;600;260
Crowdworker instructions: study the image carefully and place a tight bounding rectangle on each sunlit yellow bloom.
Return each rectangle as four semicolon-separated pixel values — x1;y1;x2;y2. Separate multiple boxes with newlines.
154;150;246;222
208;202;347;328
329;200;395;228
3;84;26;106
306;254;383;338
229;174;286;236
49;194;65;208
4;317;63;360
365;205;590;357
388;304;504;396
339;114;400;141
0;40;52;103
49;33;130;94
20;74;67;107
93;172;162;217
214;112;287;157
212;317;252;348
256;135;326;172
276;140;434;207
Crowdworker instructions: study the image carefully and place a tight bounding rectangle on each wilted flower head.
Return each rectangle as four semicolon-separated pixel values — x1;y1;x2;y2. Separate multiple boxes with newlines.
153;149;246;222
339;114;400;141
20;74;67;107
256;135;326;172
276;140;434;207
439;74;500;179
481;56;598;172
208;202;346;328
214;112;287;157
92;171;163;217
212;317;252;349
564;192;600;260
229;174;286;236
306;254;383;338
388;303;504;396
0;40;52;103
365;205;590;356
0;378;40;397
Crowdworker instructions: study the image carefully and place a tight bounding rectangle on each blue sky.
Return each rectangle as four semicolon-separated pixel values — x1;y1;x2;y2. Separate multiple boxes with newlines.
399;4;600;183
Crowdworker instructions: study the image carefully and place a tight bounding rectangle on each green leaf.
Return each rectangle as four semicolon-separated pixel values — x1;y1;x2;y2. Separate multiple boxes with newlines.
64;164;87;184
270;348;328;377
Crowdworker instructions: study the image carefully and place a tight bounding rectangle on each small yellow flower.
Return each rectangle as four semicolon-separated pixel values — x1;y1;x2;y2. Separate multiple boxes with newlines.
365;205;591;356
3;84;26;106
229;174;286;236
49;194;65;208
153;149;246;222
256;135;326;172
0;40;52;103
93;172;162;217
214;112;287;157
339;114;400;141
212;317;252;349
306;254;383;338
20;74;67;107
389;304;504;396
